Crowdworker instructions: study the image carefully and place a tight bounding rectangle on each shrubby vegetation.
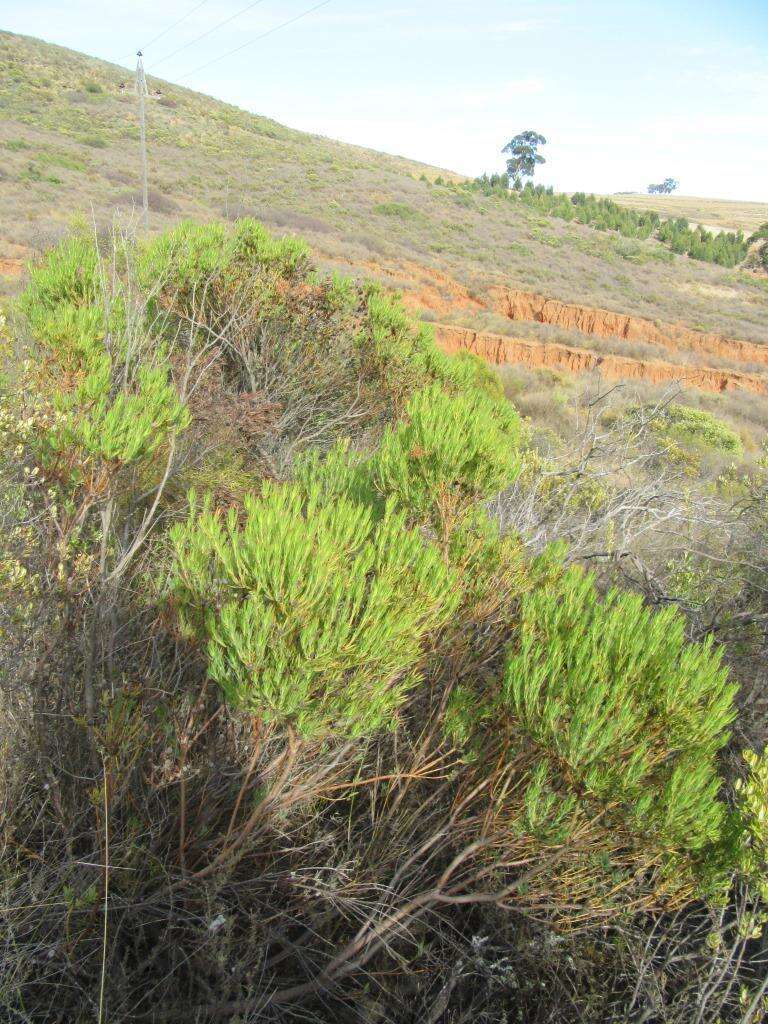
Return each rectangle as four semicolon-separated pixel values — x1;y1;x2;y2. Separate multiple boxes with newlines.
1;220;767;1023
470;176;757;267
651;402;745;457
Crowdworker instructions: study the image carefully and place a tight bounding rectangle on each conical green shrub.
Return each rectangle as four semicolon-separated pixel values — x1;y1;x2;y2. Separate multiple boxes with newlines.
168;482;459;738
448;566;739;897
369;383;524;539
505;567;736;851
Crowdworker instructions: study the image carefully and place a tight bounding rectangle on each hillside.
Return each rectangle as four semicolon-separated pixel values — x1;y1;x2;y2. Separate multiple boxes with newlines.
2;31;768;360
2;28;768;460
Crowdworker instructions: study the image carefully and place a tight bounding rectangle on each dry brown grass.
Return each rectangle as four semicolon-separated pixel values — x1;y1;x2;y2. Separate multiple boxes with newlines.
605;194;768;234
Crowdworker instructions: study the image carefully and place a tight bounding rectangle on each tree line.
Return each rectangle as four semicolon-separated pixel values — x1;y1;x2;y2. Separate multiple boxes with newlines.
469;176;758;268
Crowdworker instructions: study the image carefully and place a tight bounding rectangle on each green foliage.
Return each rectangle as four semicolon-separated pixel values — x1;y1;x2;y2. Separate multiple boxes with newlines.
368;383;524;538
450;566;738;896
78;133;107;148
292;438;372;507
502;130;547;187
657;217;747;268
18;232;190;479
47;357;189;466
20;234;100;324
168;483;458;737
469;178;750;266
653;404;743;457
507;569;735;846
138;221;229;296
229;216;311;279
440;348;504;399
140;215;311;303
358;286;501;413
745;229;768;272
19;163;62;185
372;201;418;219
736;749;768;902
136;219;506;477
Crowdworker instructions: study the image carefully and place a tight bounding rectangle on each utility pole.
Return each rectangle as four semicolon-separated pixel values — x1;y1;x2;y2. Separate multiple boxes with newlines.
136;52;149;230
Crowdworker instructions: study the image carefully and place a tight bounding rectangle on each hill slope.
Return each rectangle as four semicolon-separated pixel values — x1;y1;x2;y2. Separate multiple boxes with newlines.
1;30;767;372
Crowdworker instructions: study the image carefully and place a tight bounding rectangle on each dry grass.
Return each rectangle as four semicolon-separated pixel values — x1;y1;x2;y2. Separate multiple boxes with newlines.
500;361;768;456
605;193;768;234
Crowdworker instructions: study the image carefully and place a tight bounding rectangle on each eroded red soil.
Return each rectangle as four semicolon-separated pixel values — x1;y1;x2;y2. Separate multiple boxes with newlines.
434;323;768;397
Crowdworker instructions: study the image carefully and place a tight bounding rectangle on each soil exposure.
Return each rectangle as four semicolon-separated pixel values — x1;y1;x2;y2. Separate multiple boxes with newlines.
491;288;768;369
434;323;768;396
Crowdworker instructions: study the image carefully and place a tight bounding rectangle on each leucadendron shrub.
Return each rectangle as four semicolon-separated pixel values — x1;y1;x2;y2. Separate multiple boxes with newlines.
655;403;743;457
447;565;740;903
133;219;507;478
292;382;525;542
168;482;459;738
736;749;768;903
17;233;190;481
368;383;524;541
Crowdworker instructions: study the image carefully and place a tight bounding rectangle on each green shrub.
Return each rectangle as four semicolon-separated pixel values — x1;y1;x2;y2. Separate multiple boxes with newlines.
469;178;750;266
736;748;768;902
3;214;763;1019
230;216;310;279
507;570;734;846
372;201;418;220
20;234;100;321
78;134;107;148
168;483;458;737
368;383;523;539
138;221;229;297
654;404;743;456
440;348;504;399
18;233;190;479
449;566;738;899
46;355;189;466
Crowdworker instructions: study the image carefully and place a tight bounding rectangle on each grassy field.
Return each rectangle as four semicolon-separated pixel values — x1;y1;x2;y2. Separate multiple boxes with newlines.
1;30;767;356
606;194;768;234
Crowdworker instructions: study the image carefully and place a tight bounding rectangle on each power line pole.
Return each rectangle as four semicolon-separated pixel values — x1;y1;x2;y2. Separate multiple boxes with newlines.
136;52;149;230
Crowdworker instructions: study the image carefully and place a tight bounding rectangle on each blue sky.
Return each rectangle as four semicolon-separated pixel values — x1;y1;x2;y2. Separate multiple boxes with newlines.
4;1;767;200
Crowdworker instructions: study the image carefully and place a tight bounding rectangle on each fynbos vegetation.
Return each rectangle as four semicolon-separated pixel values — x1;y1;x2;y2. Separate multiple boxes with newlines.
1;220;767;1023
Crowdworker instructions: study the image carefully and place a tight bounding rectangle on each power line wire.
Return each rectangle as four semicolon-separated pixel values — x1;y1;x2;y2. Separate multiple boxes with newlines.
113;0;215;63
177;0;332;80
111;0;215;63
151;0;271;69
139;0;217;52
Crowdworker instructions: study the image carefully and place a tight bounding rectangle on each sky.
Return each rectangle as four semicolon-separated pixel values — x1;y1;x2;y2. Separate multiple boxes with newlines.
2;0;767;200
